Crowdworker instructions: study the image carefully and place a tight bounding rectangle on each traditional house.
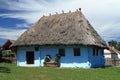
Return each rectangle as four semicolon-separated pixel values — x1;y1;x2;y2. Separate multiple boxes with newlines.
104;41;120;66
12;9;106;68
104;42;120;59
1;39;16;58
104;47;120;66
2;39;15;50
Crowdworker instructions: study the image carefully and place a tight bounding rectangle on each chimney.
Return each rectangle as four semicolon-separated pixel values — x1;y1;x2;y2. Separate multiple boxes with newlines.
62;10;64;13
49;13;51;16
56;12;58;14
69;10;71;13
79;8;81;11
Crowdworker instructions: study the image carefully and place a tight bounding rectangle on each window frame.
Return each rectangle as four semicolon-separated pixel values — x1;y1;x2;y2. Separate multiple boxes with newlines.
93;48;99;56
59;48;65;57
74;48;81;56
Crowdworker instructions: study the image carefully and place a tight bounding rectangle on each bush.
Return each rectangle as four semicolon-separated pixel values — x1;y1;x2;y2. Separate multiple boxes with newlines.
54;56;59;63
2;50;9;57
2;50;16;57
54;54;60;63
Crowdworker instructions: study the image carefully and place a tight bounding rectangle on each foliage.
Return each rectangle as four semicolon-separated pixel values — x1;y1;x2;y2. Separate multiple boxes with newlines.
0;63;120;80
54;56;59;63
2;50;10;57
108;40;117;47
116;42;120;50
108;40;120;50
2;50;16;57
54;54;60;63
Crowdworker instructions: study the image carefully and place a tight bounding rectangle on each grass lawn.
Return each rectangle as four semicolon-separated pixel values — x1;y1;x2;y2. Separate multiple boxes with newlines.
0;63;120;80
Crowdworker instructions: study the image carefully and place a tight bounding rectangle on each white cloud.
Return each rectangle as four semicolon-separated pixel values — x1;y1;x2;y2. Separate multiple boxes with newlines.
16;23;30;28
99;22;120;41
0;12;44;24
0;0;120;41
1;0;120;24
0;27;26;40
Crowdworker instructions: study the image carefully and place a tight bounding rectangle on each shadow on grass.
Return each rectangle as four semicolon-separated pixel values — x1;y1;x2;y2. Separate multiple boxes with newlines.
0;67;10;73
0;58;11;63
104;65;113;67
91;65;113;69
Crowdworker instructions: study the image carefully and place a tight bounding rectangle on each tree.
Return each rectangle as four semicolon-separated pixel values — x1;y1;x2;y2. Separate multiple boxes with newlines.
108;40;120;51
108;40;117;48
116;42;120;50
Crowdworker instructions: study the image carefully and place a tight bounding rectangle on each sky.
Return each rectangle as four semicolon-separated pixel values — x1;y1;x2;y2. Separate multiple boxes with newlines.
0;0;120;46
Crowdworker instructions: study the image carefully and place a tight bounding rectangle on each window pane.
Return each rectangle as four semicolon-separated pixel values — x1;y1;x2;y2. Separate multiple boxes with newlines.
74;48;80;56
96;49;98;56
93;48;95;56
93;48;99;56
59;48;65;56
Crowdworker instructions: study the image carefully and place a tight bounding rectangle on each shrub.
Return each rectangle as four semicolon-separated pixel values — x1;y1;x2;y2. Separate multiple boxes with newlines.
54;54;60;63
2;50;16;57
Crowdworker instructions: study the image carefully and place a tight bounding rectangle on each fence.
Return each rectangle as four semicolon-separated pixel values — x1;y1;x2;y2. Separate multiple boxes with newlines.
105;58;120;66
0;57;16;63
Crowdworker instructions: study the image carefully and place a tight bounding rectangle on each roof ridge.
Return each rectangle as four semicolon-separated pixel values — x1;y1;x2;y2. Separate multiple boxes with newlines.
42;8;82;17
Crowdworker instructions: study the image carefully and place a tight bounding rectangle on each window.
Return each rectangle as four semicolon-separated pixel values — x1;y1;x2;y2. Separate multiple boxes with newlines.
74;48;80;56
35;47;39;51
93;48;96;56
96;48;98;56
101;50;104;56
93;48;99;56
59;48;65;56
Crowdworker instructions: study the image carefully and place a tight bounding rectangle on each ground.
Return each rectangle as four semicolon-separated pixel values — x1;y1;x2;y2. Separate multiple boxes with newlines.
0;63;120;80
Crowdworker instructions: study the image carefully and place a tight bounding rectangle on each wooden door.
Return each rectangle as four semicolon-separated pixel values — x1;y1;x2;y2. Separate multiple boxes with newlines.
26;51;34;64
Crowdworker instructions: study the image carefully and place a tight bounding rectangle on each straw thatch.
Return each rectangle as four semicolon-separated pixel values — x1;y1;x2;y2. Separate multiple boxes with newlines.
12;10;106;48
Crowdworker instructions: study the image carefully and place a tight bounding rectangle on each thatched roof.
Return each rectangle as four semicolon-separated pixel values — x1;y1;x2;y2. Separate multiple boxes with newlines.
12;9;106;48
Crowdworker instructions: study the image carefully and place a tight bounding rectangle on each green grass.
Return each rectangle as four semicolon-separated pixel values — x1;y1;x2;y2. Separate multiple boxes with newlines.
0;63;120;80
